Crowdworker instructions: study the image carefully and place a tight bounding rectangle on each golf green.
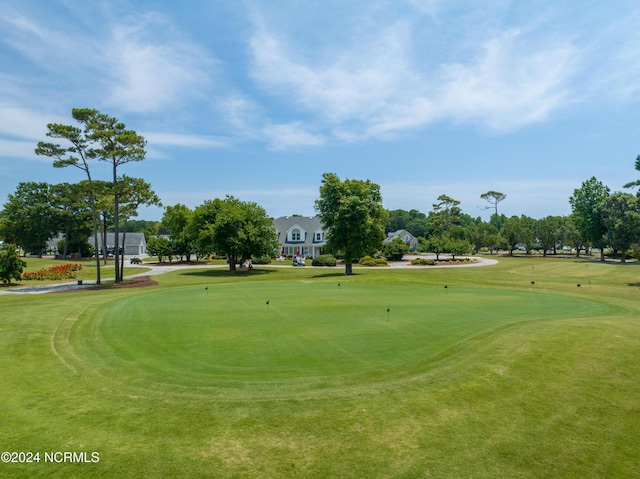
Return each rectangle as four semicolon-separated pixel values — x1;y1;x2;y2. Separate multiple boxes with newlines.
60;281;609;398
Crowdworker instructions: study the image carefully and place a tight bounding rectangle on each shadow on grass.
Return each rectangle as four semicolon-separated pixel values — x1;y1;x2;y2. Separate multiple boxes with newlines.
311;271;355;279
180;268;277;278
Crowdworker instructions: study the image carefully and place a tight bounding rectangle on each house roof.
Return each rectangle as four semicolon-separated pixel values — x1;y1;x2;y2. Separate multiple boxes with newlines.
383;229;417;243
94;232;146;247
273;216;326;247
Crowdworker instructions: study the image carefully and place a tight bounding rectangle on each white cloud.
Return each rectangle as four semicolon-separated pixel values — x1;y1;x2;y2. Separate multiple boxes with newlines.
0;139;40;160
143;132;226;149
436;28;576;131
248;9;578;140
262;123;324;150
250;20;426;134
105;13;215;113
0;104;63;140
219;95;324;149
583;10;640;103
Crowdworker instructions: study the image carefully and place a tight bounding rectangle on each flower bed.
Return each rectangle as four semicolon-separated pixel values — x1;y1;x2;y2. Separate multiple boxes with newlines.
22;263;82;281
411;258;476;266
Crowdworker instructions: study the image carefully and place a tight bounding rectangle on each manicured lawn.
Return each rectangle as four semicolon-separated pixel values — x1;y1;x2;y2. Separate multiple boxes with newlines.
1;256;639;478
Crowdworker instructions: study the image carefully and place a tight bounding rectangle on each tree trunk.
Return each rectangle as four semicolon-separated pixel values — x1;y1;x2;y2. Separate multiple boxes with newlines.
102;214;108;266
114;191;120;282
89;191;101;284
345;259;353;275
120;220;128;278
62;226;69;259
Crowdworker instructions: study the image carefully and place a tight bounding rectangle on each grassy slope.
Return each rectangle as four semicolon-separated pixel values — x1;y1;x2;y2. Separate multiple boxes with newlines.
0;256;638;478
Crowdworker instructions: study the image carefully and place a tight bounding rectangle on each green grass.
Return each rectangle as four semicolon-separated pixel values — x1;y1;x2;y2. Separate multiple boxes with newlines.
1;256;639;478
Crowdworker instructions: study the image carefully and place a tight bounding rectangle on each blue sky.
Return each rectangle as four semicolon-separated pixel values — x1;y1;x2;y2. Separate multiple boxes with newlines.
1;1;639;222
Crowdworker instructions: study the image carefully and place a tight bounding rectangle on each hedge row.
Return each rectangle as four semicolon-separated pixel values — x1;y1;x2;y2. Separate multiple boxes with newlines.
312;254;337;266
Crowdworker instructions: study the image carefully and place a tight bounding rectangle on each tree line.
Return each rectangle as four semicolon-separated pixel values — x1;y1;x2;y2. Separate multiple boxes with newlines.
384;173;640;263
1;107;640;281
0;109;160;284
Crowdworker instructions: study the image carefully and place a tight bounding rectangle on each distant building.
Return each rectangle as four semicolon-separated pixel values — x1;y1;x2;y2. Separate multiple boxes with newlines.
273;216;327;258
44;232;147;256
383;229;419;250
95;232;147;256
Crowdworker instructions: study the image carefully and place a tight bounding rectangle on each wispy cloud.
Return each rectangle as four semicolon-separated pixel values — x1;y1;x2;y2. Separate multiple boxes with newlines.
0;5;216;122
262;123;324;150
0;139;40;160
436;28;576;131
0;104;64;141
105;12;215;114
247;8;579;140
143;132;227;149
249;18;430;139
219;95;325;149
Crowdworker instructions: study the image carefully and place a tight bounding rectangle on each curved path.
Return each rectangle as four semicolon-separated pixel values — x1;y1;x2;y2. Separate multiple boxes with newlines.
0;255;498;295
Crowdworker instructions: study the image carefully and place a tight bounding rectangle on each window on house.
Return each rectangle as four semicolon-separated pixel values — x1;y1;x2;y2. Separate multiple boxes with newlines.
315;232;323;241
291;229;301;241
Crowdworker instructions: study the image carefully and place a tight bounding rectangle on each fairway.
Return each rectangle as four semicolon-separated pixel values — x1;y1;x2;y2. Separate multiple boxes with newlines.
2;257;640;478
60;281;609;399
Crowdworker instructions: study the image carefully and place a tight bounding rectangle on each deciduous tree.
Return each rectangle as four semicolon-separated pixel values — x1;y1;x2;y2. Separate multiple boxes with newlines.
381;236;409;261
162;204;194;261
500;216;523;256
201;196;277;272
1;182;59;256
0;243;27;284
569;177;610;261
315;173;388;275
596;192;640;262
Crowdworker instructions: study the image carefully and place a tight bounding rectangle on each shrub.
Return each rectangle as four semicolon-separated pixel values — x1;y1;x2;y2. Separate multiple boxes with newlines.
358;255;374;264
374;258;388;266
312;254;337;266
361;260;377;266
0;243;27;284
411;258;435;265
251;256;272;264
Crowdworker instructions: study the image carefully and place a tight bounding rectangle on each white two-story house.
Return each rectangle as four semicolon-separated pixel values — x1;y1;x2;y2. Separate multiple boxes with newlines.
273;216;327;258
